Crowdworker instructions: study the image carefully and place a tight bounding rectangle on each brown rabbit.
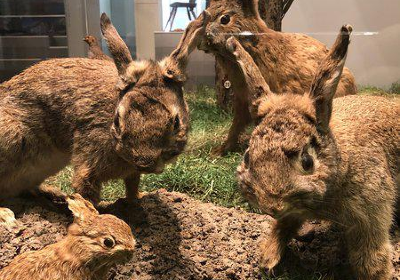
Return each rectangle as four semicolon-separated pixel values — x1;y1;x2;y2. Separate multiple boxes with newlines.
0;194;135;280
83;35;113;61
233;26;400;279
200;0;357;155
0;12;209;228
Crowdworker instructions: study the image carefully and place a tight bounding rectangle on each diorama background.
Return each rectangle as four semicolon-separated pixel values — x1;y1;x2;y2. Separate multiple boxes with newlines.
0;0;399;89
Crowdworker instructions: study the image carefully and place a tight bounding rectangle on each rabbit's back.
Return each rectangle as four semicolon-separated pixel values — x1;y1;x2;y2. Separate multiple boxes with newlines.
332;95;400;177
0;245;90;280
0;58;119;139
248;30;357;97
0;58;119;198
0;58;118;112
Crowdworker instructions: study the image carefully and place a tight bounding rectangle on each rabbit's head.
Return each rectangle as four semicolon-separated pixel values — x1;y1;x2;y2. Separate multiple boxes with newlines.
199;0;266;54
101;13;208;173
233;25;352;218
65;194;135;267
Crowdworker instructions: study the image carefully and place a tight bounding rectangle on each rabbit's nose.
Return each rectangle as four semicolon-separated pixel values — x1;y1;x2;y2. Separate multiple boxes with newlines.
265;207;280;219
122;250;134;262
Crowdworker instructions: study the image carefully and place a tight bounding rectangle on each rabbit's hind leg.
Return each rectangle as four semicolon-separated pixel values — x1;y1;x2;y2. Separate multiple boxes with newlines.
213;98;252;156
346;214;393;279
72;164;101;206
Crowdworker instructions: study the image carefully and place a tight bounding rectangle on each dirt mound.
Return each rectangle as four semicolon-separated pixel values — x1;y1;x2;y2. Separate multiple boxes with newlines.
1;190;400;279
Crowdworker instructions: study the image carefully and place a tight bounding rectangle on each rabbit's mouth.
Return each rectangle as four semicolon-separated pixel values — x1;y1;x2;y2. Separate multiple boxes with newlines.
104;250;134;266
237;164;259;209
198;34;220;53
136;163;164;174
118;250;134;263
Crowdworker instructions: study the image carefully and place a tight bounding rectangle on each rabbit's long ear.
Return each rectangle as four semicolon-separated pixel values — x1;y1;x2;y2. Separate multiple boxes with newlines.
240;0;262;19
160;11;211;83
310;25;352;134
67;194;99;224
100;13;133;79
226;36;273;119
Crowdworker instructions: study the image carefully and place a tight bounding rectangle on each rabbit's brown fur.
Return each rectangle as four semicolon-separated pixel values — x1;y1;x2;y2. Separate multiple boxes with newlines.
84;35;113;61
233;26;400;279
0;13;209;227
0;194;135;280
200;0;357;155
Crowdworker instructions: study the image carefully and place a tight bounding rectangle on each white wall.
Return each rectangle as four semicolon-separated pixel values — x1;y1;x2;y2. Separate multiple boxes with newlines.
134;0;162;59
283;0;400;89
65;0;101;57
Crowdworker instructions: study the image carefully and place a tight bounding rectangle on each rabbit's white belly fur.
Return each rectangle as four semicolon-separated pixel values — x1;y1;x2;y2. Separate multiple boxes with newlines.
0;150;70;198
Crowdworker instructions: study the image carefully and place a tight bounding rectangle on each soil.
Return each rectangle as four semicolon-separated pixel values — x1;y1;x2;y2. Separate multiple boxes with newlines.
1;189;400;280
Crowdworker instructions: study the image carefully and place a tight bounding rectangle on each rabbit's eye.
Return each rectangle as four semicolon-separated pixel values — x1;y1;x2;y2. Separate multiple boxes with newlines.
284;149;299;159
113;113;121;135
220;15;231;25
103;237;115;248
301;153;314;172
173;115;180;131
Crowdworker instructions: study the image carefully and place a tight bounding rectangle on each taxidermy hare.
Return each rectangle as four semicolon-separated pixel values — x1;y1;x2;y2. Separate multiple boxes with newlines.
0;12;209;228
0;194;135;280
234;26;400;279
83;35;113;61
200;0;357;155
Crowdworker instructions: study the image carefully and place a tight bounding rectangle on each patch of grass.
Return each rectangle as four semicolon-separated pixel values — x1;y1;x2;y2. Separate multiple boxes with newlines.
140;86;244;208
358;84;400;97
389;81;400;94
358;85;387;95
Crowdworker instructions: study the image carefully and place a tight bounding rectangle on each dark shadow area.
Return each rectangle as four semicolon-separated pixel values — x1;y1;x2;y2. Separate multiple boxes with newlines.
91;193;203;280
269;221;355;280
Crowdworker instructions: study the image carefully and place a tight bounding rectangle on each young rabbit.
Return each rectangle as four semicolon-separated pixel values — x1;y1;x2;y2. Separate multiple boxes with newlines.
0;12;209;228
0;194;135;280
200;0;357;155
233;26;400;279
83;35;113;61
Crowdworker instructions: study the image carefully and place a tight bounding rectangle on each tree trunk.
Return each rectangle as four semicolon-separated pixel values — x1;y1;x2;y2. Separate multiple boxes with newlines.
214;0;291;110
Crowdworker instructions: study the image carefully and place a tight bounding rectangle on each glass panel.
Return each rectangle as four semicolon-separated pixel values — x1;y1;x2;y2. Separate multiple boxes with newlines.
0;0;67;82
162;0;207;31
0;16;66;36
99;0;136;58
0;0;65;16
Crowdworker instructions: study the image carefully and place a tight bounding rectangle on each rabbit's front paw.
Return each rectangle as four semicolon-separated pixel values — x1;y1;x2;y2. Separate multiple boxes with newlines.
211;143;238;157
0;208;21;232
211;144;227;156
135;191;148;200
259;239;282;276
